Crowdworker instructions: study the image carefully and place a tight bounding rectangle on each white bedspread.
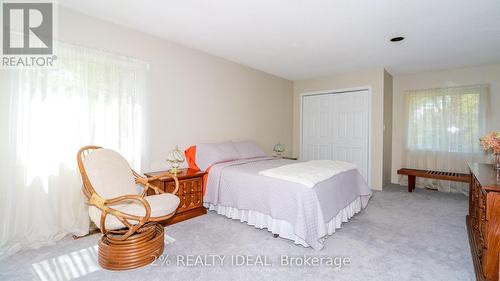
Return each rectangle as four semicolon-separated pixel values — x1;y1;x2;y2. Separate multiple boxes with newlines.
258;160;357;187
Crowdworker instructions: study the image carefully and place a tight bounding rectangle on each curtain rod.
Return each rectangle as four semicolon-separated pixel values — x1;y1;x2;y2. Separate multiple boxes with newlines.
405;83;489;93
56;40;151;70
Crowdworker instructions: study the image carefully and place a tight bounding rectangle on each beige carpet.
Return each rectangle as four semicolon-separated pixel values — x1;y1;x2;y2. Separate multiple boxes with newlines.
0;185;473;281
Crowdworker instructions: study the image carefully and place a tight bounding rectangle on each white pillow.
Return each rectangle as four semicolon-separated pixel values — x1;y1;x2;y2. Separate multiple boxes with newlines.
195;141;240;171
233;140;267;159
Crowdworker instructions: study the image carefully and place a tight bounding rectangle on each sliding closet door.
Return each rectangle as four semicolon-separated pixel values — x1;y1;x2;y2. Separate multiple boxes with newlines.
301;90;370;181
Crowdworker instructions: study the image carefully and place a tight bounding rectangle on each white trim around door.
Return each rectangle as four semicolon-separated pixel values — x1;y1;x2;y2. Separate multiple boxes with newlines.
299;86;372;186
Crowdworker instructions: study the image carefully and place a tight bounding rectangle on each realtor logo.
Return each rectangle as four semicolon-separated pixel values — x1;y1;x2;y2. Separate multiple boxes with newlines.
1;1;56;67
2;2;53;55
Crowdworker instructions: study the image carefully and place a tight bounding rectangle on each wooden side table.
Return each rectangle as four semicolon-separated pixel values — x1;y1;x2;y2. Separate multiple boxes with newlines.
145;168;207;225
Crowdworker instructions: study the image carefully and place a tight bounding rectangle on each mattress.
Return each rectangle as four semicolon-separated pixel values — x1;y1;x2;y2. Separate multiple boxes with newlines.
203;157;372;250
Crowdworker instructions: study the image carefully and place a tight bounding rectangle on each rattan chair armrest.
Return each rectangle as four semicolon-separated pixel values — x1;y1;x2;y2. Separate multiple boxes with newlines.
134;172;163;196
88;193;153;240
135;175;164;196
89;193;151;222
157;173;179;195
134;171;180;196
142;171;172;182
106;194;151;210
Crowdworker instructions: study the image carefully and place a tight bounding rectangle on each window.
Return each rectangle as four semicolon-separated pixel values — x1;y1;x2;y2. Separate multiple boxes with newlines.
406;85;488;153
0;42;148;257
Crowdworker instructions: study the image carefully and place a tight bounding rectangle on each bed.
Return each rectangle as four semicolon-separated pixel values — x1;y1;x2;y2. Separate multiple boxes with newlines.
186;141;372;250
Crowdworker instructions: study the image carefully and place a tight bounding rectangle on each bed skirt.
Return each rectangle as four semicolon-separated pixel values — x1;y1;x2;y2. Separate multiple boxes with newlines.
205;196;363;248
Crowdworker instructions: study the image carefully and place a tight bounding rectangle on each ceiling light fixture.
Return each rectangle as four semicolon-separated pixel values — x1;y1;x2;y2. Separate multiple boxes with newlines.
390;36;405;42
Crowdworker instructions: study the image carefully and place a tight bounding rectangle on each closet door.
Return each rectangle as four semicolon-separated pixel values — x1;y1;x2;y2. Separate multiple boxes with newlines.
301;90;370;182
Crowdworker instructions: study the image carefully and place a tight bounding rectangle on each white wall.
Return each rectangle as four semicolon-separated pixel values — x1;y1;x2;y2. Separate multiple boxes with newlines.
292;68;391;190
54;7;293;171
383;70;393;186
7;6;497;190
391;64;500;184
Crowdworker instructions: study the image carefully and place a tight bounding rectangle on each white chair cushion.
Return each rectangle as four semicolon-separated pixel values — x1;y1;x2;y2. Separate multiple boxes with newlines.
83;149;137;199
89;193;180;230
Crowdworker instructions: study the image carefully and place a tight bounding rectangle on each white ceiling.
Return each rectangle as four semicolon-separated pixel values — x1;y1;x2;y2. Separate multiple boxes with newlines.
60;0;500;80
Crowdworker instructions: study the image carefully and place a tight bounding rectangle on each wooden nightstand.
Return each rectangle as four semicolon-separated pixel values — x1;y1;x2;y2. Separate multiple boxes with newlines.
145;169;207;225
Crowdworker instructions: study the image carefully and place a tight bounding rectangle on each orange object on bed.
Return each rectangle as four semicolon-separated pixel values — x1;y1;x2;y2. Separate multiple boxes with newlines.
185;145;212;196
184;145;200;171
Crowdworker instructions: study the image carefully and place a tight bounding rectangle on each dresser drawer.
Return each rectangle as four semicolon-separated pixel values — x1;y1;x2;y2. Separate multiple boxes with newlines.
467;163;500;281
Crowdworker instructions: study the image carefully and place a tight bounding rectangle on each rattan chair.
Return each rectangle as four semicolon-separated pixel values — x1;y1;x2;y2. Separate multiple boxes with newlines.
77;145;180;270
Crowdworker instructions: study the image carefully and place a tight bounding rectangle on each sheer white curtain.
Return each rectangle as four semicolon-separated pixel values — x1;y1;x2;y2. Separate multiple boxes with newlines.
402;85;489;194
0;43;148;258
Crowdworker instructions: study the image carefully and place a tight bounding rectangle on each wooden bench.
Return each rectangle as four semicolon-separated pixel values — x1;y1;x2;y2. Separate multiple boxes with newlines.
397;168;471;192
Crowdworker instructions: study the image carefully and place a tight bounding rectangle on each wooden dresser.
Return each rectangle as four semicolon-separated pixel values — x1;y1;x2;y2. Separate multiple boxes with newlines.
145;169;207;225
467;163;500;281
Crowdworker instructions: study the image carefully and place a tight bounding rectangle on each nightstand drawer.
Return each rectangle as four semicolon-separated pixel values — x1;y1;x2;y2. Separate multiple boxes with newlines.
176;190;203;212
164;178;202;212
164;177;202;195
145;168;207;225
